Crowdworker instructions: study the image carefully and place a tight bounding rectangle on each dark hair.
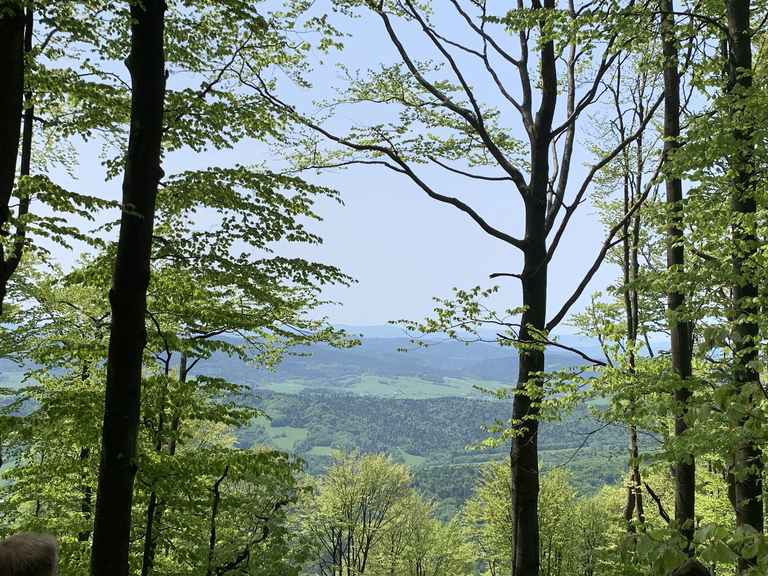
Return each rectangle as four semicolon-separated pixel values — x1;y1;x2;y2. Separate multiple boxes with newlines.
0;533;59;576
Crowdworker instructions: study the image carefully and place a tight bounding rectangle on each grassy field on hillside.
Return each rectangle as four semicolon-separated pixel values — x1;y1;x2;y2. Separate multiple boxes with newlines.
253;374;509;398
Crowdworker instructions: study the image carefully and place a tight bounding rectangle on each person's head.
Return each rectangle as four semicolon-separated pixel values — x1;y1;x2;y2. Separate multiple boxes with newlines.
0;533;58;576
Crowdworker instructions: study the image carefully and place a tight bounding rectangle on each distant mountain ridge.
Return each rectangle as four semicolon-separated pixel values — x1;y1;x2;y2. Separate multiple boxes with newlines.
198;328;605;393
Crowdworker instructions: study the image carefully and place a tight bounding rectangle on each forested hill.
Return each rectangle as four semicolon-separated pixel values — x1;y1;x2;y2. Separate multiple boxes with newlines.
0;333;625;519
236;392;626;500
198;334;601;396
199;332;626;517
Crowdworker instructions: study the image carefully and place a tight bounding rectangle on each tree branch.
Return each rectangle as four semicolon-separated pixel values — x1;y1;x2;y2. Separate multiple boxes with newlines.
215;499;290;576
644;482;671;524
373;2;531;190
545;92;663;252
257;87;527;249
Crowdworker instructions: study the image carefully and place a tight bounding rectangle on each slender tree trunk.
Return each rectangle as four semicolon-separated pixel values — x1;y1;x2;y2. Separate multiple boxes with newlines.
623;425;645;528
79;446;93;543
142;346;187;576
0;4;29;310
621;161;645;530
89;2;166;574
141;481;160;576
660;0;695;550
724;0;762;570
510;203;548;576
206;467;229;576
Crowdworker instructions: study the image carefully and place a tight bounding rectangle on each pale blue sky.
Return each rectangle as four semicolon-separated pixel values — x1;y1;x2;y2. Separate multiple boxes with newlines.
40;2;625;334
46;136;616;333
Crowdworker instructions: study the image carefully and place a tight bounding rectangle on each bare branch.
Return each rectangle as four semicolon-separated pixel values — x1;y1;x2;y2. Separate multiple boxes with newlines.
548;421;615;469
546;236;624;332
257;86;527;249
489;272;522;279
545;92;663;256
497;330;608;366
444;0;527;115
374;2;531;189
446;0;523;68
644;482;671;524
428;157;514;181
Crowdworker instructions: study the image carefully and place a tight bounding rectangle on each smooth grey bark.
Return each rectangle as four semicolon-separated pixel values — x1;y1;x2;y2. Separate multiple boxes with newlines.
621;205;645;531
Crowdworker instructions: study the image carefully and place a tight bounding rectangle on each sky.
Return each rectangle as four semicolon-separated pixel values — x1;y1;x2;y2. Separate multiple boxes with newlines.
270;164;618;333
47;136;619;335
258;1;625;333
41;1;626;336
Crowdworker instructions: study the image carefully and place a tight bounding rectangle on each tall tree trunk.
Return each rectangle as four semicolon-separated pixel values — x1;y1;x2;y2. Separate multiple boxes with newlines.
0;4;27;310
724;0;762;570
509;0;557;570
89;2;166;574
510;186;548;576
660;0;695;551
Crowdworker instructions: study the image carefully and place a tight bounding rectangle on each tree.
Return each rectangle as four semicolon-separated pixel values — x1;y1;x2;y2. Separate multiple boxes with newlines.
0;2;27;310
0;2;120;312
649;0;767;566
0;0;351;572
1;5;352;575
89;2;167;573
264;1;664;572
362;487;475;576
301;450;425;576
401;519;474;576
723;0;763;564
461;460;511;576
462;460;606;576
0;217;343;574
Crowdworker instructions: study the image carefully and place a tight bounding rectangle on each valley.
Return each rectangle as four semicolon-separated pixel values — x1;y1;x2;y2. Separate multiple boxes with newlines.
197;333;630;518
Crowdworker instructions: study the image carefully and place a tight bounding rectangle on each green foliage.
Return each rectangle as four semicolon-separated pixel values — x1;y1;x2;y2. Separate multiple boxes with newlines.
1;5;355;574
298;449;472;576
4;0;768;573
461;461;618;576
460;460;511;575
0;259;316;574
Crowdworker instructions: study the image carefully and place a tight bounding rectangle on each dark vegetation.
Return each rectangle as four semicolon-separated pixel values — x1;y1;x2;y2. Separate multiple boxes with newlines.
235;391;627;516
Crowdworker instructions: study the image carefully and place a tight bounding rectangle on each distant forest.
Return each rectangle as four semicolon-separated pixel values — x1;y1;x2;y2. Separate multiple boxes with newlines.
235;391;628;517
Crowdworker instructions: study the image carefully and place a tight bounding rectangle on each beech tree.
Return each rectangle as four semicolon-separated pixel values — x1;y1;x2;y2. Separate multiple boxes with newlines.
0;2;117;311
300;450;422;576
0;141;350;572
262;1;664;572
723;0;763;563
0;2;28;308
644;0;766;566
0;1;350;574
659;0;695;551
572;0;768;565
89;2;167;573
